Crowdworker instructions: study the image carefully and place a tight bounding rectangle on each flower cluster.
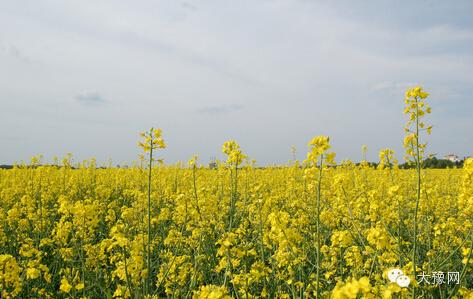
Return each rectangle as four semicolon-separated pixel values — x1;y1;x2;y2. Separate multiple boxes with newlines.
222;140;247;166
403;86;432;163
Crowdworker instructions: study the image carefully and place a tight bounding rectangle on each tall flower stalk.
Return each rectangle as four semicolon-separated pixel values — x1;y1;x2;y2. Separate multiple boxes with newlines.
403;86;431;298
221;140;246;295
189;155;202;220
306;136;335;298
138;128;166;294
379;148;403;267
222;140;246;232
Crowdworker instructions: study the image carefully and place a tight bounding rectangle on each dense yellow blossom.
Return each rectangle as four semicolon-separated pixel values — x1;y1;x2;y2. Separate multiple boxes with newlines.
0;152;471;298
0;89;472;297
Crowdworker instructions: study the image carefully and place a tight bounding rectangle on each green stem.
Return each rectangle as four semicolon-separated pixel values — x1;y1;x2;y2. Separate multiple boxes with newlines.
316;154;323;298
412;98;421;299
147;130;154;295
193;165;202;220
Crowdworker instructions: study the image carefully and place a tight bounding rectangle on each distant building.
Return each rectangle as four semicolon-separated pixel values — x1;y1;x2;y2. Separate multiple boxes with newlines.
444;154;461;163
209;156;218;169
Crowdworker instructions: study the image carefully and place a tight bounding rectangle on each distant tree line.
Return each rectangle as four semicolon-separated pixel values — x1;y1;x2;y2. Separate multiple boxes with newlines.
0;157;468;170
344;157;465;169
399;157;465;169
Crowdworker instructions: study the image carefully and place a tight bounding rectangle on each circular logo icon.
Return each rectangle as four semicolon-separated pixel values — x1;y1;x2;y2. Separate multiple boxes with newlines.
396;275;411;287
388;268;403;283
387;268;410;287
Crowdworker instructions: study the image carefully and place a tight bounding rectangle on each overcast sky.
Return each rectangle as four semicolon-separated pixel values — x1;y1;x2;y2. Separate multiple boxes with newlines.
1;0;472;165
